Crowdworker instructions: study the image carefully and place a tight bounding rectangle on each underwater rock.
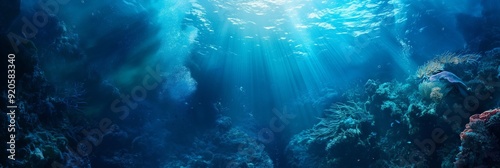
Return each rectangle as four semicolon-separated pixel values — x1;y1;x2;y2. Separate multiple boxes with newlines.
163;126;273;168
364;79;379;96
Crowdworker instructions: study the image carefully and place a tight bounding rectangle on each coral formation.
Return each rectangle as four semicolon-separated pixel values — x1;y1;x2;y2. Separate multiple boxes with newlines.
287;48;500;167
163;115;273;168
2;1;500;167
286;101;376;167
416;53;480;79
456;108;500;167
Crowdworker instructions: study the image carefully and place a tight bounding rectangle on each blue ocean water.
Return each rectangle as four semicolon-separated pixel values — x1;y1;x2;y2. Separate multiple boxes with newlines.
1;0;500;167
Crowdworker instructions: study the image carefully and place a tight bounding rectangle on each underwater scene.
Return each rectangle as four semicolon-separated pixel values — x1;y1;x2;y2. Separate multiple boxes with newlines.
1;0;500;167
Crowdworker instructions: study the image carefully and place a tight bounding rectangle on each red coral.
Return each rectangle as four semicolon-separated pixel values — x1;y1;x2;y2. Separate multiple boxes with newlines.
460;108;500;140
477;108;500;122
456;108;500;167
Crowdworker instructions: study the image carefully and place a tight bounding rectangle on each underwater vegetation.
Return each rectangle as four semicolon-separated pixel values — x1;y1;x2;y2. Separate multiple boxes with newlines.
2;0;500;167
287;49;500;167
7;47;497;168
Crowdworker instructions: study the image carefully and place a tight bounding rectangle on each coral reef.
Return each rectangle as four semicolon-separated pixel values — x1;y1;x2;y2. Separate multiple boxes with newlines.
286;48;500;167
286;101;377;167
2;1;500;167
0;44;91;167
162;115;273;168
455;109;500;167
0;6;91;167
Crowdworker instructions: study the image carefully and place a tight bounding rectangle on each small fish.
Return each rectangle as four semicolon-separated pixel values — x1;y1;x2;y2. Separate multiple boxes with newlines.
419;26;428;32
